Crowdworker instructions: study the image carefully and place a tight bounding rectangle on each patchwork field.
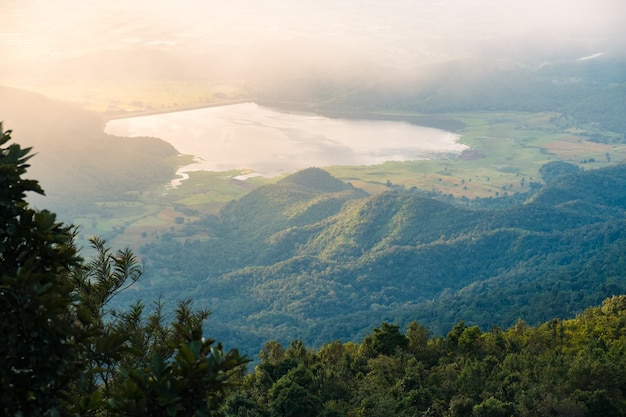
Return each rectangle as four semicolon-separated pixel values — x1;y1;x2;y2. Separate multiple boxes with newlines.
327;111;626;199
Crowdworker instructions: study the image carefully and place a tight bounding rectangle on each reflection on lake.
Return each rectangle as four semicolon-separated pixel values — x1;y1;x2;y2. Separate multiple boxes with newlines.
105;103;466;182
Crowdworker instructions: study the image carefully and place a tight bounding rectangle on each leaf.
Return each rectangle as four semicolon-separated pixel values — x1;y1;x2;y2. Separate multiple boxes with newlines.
176;343;196;365
151;353;170;377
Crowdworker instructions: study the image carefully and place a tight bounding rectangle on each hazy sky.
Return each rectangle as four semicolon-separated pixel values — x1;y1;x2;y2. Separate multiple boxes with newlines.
1;0;624;83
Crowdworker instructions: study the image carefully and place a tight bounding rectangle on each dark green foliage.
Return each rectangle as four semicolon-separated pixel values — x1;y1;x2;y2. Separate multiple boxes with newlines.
136;162;626;356
361;323;408;357
107;309;248;417
533;164;626;208
538;161;581;183
0;124;85;416
234;297;626;417
66;239;250;417
0;126;248;416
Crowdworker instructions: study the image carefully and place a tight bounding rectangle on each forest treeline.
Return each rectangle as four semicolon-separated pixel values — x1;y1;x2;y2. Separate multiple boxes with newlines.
230;295;626;417
3;123;626;417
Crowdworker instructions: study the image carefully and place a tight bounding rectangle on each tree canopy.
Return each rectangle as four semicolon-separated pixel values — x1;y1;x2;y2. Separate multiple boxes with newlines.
0;124;248;416
231;296;626;416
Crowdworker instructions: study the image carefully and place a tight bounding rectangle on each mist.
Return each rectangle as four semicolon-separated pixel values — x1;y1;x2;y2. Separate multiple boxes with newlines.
2;0;625;91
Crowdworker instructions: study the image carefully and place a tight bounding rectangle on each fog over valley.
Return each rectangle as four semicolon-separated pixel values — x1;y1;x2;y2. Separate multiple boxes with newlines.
2;0;625;90
2;0;625;232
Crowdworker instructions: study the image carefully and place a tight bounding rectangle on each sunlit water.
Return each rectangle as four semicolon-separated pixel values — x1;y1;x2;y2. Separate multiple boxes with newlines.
105;103;466;185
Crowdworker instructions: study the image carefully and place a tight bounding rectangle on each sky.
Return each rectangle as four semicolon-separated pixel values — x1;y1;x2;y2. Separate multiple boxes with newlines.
1;0;625;84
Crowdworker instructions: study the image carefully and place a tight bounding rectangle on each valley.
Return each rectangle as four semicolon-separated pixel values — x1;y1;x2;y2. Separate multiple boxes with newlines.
78;107;626;253
2;54;625;360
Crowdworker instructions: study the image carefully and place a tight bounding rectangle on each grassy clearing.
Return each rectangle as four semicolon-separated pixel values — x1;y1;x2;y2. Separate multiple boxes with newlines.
327;111;626;199
72;169;280;250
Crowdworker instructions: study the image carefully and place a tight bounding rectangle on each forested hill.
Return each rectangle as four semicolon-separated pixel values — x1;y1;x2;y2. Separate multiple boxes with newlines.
4;115;626;417
0;85;180;209
137;163;626;354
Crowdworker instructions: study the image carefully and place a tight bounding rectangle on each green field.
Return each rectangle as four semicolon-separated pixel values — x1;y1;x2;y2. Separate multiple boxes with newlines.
327;111;626;198
72;169;279;250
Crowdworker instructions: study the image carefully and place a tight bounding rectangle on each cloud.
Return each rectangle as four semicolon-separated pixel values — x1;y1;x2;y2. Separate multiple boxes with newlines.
2;0;624;85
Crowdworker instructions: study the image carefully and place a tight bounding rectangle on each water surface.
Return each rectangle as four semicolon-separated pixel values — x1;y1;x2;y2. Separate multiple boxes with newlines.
105;103;466;182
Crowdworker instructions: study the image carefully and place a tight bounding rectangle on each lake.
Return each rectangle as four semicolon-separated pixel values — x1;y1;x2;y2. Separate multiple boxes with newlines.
105;103;466;184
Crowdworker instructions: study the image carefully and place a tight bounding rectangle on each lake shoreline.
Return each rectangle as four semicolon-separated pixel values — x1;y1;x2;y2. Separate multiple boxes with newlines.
105;102;467;185
314;109;467;133
102;99;466;133
101;98;256;122
255;100;467;132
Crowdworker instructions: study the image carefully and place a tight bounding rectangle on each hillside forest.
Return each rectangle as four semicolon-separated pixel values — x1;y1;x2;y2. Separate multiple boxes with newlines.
2;125;626;416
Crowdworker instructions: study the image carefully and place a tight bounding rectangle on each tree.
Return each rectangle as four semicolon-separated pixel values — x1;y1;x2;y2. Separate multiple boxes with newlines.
0;123;88;416
538;161;581;183
0;124;249;416
268;364;322;417
360;323;408;357
66;238;250;417
472;397;513;417
107;301;249;417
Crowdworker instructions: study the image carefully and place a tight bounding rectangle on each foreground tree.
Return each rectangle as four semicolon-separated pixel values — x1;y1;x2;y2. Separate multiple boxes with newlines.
67;250;250;417
0;123;86;416
0;124;248;416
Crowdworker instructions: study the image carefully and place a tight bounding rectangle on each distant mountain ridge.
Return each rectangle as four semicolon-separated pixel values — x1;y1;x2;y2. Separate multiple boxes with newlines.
262;55;626;135
0;85;180;210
